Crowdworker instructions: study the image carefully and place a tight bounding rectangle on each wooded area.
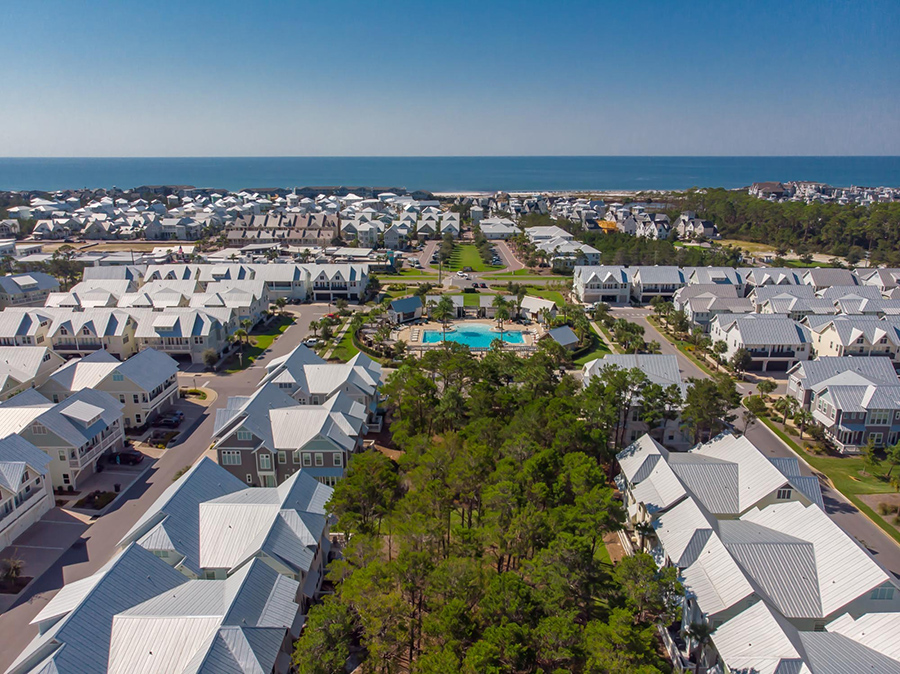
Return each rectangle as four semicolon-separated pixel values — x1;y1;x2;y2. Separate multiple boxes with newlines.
292;342;689;674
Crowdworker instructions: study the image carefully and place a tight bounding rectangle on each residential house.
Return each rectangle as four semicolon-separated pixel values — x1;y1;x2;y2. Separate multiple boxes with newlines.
106;559;300;674
118;457;332;616
572;266;631;305
479;218;519;239
674;211;718;240
0;346;65;400
787;356;900;409
803;316;900;363
630;266;685;303
856;267;900;293
742;267;803;291
7;545;189;674
802;267;859;292
710;314;812;371
0;310;54;347
0;388;125;490
0;273;60;308
39;348;179;429
583;355;691;449
0;435;53;550
811;379;900;452
545;325;578;350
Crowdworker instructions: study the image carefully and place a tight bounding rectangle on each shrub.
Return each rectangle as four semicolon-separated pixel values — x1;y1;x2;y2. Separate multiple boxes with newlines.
202;349;219;368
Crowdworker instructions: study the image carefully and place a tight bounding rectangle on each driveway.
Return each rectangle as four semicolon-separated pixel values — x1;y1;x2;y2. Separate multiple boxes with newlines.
609;306;900;577
0;303;333;671
491;240;525;272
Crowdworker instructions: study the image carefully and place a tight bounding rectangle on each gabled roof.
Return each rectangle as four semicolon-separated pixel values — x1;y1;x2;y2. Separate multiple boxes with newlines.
0;434;51;493
788;356;899;390
107;559;299;674
11;545;187;674
45;349;120;391
742;502;895;618
119;458;246;575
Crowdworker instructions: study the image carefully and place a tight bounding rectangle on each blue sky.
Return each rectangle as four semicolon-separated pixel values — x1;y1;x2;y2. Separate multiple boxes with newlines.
1;0;898;156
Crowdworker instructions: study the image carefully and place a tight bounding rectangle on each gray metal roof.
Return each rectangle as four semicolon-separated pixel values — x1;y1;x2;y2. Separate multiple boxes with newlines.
788;356;899;389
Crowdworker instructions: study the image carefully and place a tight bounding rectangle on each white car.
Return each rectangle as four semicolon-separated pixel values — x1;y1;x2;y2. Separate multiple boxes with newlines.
456;270;467;278
303;338;319;347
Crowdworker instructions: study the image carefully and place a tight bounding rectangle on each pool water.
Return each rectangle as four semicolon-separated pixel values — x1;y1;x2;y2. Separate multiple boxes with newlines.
422;323;525;348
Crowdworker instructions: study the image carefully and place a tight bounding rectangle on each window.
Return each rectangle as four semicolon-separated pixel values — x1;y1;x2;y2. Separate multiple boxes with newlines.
135;414;141;425
133;394;139;404
814;623;826;632
246;474;253;484
776;488;792;500
51;394;59;403
278;451;286;464
302;453;312;467
869;410;890;426
871;585;895;601
62;473;70;485
31;423;46;435
259;453;272;470
221;450;241;465
119;395;125;403
58;450;65;461
334;453;343;467
870;432;884;447
314;453;324;467
236;430;252;441
112;372;124;382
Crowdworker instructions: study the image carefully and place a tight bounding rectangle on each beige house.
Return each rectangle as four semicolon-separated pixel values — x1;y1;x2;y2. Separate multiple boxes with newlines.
0;435;53;550
39;348;179;429
0;346;66;400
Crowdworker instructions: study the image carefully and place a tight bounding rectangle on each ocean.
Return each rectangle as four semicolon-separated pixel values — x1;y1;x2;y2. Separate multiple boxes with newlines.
0;156;899;193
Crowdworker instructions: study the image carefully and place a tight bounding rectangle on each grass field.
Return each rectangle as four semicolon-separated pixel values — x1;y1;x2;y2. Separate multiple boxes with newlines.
783;259;836;268
574;327;613;366
224;315;293;373
331;324;360;361
445;244;504;272
525;288;566;306
759;416;900;545
717;238;777;254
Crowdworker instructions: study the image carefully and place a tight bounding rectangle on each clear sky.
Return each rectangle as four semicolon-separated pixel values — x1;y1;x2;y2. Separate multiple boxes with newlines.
1;0;898;156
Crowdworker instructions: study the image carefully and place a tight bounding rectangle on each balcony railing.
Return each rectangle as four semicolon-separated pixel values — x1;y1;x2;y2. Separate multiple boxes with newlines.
69;431;123;468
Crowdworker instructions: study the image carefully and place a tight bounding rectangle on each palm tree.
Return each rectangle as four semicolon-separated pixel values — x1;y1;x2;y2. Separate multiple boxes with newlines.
275;297;287;315
431;296;454;341
492;295;510;338
794;409;815;439
683;622;716;674
233;329;248;347
241;318;252;333
309;320;320;338
773;396;798;424
2;557;24;583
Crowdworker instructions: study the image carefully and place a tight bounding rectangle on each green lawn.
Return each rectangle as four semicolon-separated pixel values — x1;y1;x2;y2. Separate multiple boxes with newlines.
525;289;565;306
331;324;360;361
783;259;837;268
758;416;900;545
574;327;613;366
397;268;438;277
224;315;293;373
445;244;504;272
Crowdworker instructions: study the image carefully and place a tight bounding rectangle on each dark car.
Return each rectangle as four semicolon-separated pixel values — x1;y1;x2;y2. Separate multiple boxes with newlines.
154;411;184;428
107;451;144;466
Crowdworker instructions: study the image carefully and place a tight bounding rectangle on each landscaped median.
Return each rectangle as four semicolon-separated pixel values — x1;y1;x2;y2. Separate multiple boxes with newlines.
755;412;900;546
223;314;294;373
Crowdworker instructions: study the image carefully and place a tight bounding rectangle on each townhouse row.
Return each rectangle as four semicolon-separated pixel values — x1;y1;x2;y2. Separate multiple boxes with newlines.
616;432;900;673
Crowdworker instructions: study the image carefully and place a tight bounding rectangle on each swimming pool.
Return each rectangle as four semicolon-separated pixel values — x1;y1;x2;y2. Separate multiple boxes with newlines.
422;323;525;348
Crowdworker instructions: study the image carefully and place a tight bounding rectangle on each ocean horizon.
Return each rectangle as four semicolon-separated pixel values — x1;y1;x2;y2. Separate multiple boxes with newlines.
1;156;899;193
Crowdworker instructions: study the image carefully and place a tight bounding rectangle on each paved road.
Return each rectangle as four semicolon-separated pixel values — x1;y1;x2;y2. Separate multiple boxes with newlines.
610;307;900;577
0;304;330;672
490;241;525;272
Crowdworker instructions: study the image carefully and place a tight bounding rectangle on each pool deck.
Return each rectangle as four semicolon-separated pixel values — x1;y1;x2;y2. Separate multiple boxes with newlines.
397;318;543;351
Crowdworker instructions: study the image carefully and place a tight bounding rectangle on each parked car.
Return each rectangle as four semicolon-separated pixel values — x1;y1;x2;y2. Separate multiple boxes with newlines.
303;338;319;347
456;270;467;278
107;451;144;466
154;411;184;428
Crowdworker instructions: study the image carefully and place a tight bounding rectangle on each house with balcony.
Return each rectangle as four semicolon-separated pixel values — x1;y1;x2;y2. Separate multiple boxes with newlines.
630;266;685;304
212;384;366;488
856;267;900;293
0;435;53;550
0;346;65;400
572;265;631;305
0;273;60;308
0;388;124;491
803;316;900;363
684;266;746;293
0;310;54;347
787;356;900;409
673;284;753;331
801;267;859;292
119;457;333;620
41;308;139;360
39;348;179;429
127;308;229;364
742;267;803;291
811;380;900;453
710;314;812;371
